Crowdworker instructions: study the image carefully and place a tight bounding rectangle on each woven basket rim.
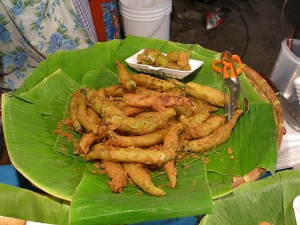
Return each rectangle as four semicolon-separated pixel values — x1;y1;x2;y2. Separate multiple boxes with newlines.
232;64;285;189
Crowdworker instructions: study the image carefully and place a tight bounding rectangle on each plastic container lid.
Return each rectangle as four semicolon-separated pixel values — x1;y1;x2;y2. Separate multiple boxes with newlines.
119;0;171;11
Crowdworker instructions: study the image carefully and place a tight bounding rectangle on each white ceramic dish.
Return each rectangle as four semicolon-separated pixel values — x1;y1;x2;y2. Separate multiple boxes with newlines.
294;195;300;224
125;49;204;79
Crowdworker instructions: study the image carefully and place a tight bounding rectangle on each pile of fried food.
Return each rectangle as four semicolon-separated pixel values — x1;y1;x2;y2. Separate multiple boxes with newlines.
60;60;244;197
137;48;192;71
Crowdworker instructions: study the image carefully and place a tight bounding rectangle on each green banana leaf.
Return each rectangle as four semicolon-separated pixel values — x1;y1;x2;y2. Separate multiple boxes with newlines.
70;160;212;225
3;170;299;225
201;170;300;225
0;183;70;225
2;35;278;224
207;172;233;199
3;69;84;200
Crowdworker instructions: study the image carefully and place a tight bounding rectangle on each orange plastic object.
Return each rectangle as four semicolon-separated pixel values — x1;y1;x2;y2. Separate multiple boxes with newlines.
212;54;242;78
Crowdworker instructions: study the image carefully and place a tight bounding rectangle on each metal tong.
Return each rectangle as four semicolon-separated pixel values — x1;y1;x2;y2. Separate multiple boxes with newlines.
213;51;249;120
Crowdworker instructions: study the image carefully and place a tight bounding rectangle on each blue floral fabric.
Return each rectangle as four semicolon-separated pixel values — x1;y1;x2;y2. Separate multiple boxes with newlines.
0;0;95;90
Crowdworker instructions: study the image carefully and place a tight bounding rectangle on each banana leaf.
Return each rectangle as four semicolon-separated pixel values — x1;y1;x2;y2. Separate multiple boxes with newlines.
207;172;233;199
0;183;69;225
2;35;278;224
14;39;121;95
70;160;212;225
3;69;84;200
201;170;300;225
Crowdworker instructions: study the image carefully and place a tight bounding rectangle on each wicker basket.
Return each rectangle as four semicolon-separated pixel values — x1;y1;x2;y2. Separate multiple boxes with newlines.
232;64;285;189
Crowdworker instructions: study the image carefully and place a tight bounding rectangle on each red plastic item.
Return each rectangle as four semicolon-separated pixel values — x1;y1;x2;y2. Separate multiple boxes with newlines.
88;0;121;41
205;12;223;30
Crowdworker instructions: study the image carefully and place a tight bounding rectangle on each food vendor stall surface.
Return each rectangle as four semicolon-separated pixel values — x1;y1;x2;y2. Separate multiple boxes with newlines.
1;0;300;223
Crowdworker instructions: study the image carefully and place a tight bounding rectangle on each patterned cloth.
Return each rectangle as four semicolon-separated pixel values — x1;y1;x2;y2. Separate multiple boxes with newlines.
72;0;98;42
0;0;95;90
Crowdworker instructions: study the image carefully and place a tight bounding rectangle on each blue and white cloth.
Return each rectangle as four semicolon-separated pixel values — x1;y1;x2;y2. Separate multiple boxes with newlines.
72;0;98;42
0;0;96;90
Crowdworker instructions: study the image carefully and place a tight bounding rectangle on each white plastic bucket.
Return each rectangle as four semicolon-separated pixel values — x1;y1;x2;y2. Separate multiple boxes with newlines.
119;0;172;14
119;0;172;40
270;38;300;109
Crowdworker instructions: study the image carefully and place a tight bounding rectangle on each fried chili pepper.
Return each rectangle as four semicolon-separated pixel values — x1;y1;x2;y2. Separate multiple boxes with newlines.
122;93;192;111
105;108;176;135
101;160;128;193
123;162;166;197
86;144;171;165
183;110;243;152
69;90;83;133
184;82;229;107
163;123;183;188
116;60;136;92
107;128;169;148
130;73;176;91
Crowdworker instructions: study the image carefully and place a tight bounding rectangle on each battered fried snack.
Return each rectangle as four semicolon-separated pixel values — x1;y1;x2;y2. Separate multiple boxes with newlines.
124;107;148;117
69;89;83;133
155;55;170;67
123;162;166;197
135;86;164;95
177;51;191;71
174;98;217;118
181;114;227;139
85;89;105;114
165;62;181;70
77;101;101;134
168;79;219;112
165;86;186;97
183;110;243;152
133;111;161;120
116;60;136;92
122;93;193;111
105;108;176;135
135;86;185;97
78;126;107;154
180;110;211;127
130;73;176;91
86;89;123;117
137;49;192;71
163;123;183;188
70;89;101;134
167;77;186;88
167;51;179;62
62;57;246;197
101;100;123;118
190;99;218;114
118;104;148;117
184;82;228;107
103;85;124;97
174;106;194;118
101;160;128;193
108;128;169;148
86;144;171;165
137;48;161;65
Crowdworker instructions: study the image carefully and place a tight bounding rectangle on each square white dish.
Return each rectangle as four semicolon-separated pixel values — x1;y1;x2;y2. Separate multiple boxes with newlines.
125;49;204;79
294;195;300;224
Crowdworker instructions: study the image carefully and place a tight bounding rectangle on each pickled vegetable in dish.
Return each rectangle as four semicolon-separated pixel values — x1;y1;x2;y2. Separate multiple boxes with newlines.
137;48;192;71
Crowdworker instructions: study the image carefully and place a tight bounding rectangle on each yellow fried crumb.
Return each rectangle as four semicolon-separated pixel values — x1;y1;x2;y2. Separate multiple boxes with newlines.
259;222;274;225
201;156;210;165
227;147;233;155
